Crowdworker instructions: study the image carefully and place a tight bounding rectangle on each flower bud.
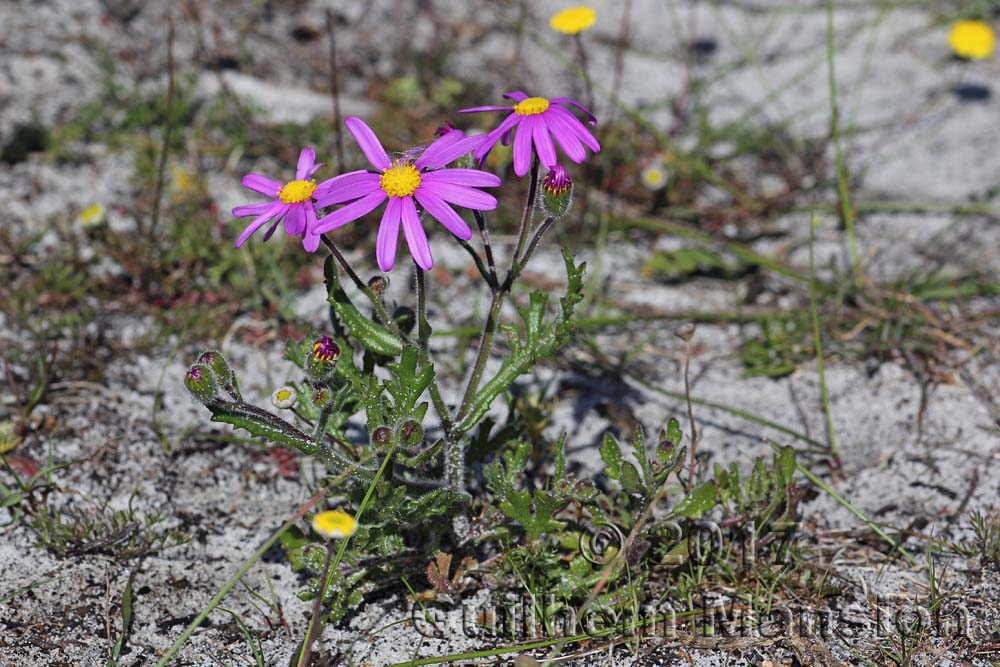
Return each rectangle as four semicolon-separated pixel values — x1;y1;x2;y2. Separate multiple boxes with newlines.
197;350;234;386
306;336;340;382
311;386;333;408
673;323;695;342
399;419;424;447
540;165;573;219
270;386;297;410
184;364;218;403
372;426;393;447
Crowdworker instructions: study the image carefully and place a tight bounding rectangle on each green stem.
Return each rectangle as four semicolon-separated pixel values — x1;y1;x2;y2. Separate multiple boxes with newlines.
508;157;540;282
809;213;841;465
296;442;399;666
321;234;407;343
414;265;452;433
826;0;861;286
155;488;330;667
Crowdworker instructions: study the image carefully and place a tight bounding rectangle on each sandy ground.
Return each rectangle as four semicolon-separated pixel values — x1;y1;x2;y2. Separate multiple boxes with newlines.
2;1;1000;665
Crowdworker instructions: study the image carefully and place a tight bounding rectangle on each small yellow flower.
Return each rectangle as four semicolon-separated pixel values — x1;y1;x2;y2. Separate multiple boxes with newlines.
79;203;106;227
550;6;596;35
312;510;357;539
948;20;995;60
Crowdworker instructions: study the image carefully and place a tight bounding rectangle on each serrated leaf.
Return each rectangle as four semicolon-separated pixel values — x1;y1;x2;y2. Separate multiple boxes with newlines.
666;418;683;446
600;433;623;480
673;481;717;519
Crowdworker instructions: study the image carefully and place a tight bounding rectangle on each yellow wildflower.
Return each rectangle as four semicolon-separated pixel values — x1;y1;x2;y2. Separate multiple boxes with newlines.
550;6;596;35
312;510;357;539
948;20;995;60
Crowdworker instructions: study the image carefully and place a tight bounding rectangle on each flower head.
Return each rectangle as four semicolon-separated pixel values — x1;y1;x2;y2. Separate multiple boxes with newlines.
306;336;341;382
550;6;596;35
312;509;358;539
949;20;995;60
459;91;600;176
270;386;297;410
541;164;574;218
313;117;501;271
641;159;668;191
232;147;330;252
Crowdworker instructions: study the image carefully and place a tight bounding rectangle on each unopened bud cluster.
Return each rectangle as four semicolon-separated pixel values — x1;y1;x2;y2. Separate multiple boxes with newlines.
184;351;239;404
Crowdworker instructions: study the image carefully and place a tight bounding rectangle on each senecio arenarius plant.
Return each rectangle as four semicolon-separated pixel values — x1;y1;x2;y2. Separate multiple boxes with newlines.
184;91;598;613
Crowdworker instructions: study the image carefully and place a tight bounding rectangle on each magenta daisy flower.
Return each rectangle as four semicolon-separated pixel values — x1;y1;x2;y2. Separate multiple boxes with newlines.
313;117;500;272
459;91;600;177
231;147;329;253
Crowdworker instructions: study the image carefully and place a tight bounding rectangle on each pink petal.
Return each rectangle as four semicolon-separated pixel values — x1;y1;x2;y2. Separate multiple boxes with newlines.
512;116;535;177
547;106;600;153
314;189;387;234
550;97;598;125
232;201;277;218
262;218;282;241
416;133;487;170
296;147;316;180
503;91;530;102
303;230;321;252
314;170;381;207
420;181;498;211
376;197;402;271
532;117;558;169
541;110;588;163
284;203;306;235
235;201;286;247
415;187;472;240
473;113;521;162
302;205;321;252
242;174;282;197
421;169;501;188
400;196;432;270
345;117;391;170
457;105;514;113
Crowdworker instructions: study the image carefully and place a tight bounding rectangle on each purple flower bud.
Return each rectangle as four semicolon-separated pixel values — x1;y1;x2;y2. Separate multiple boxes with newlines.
184;364;218;403
312;336;341;363
541;165;573;218
306;336;341;382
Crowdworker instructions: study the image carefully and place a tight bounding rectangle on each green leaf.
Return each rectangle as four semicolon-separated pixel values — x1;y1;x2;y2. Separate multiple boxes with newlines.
108;572;134;665
777;445;797;485
666;417;683;447
600;433;623;480
673;481;717;519
324;255;403;357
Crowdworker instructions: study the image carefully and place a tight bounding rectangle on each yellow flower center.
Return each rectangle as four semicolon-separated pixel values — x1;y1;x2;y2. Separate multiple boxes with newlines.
278;179;317;204
313;510;358;539
275;388;293;402
379;162;422;198
514;97;551;116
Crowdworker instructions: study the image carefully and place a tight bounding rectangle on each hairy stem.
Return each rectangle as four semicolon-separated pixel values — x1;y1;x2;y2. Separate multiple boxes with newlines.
415;265;453;433
472;209;499;289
